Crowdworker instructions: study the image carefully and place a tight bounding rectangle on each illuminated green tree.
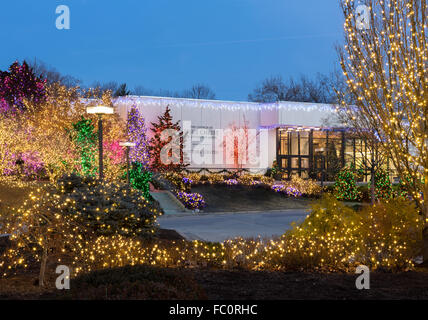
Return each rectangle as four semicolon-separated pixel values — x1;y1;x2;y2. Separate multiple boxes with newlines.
72;117;97;176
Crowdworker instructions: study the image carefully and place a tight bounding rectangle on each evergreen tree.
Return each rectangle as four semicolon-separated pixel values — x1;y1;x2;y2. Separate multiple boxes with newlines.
114;83;130;97
127;105;149;168
128;161;153;201
72;117;97;177
371;168;393;200
334;165;361;201
149;106;186;172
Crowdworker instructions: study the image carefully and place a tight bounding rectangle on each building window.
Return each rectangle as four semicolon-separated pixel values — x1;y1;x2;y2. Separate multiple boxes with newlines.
313;131;326;156
277;128;349;180
290;132;299;155
300;131;310;155
279;130;288;155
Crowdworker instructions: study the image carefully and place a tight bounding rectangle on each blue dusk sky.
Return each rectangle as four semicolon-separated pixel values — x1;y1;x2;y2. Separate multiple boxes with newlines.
0;0;344;101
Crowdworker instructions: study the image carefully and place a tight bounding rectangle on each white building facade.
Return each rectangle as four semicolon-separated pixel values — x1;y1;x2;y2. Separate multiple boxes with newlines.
114;96;364;179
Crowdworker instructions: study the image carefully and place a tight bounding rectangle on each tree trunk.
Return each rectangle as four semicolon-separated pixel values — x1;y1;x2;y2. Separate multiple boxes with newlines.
39;246;48;287
370;167;375;205
421;175;428;265
423;187;428;265
423;225;428;265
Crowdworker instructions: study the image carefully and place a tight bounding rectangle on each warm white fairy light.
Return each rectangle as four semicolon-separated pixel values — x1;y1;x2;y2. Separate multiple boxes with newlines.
338;0;427;218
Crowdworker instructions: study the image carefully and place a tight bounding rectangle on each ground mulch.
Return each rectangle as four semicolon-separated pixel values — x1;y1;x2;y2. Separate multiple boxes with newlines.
1;264;428;300
187;269;428;300
156;228;185;241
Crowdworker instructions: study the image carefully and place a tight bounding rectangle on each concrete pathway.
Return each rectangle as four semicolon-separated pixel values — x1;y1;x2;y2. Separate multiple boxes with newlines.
150;191;189;215
158;209;309;242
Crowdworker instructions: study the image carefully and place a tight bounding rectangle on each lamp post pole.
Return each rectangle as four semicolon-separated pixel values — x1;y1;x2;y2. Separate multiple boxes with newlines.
120;142;136;186
125;146;130;185
86;105;114;181
98;114;104;180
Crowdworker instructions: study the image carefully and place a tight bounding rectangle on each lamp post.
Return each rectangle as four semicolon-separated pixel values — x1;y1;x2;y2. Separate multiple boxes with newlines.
86;105;114;180
119;141;136;185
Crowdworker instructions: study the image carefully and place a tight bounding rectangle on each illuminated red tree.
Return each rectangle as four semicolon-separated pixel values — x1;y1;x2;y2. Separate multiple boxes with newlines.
223;119;257;170
149;106;186;172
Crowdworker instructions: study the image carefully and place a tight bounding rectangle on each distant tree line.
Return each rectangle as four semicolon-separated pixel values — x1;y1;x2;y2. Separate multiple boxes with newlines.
27;58;349;104
27;58;216;100
29;58;81;88
93;82;216;100
248;71;349;104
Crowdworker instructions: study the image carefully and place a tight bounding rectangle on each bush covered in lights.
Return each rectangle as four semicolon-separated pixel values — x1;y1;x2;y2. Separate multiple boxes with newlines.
271;184;302;197
271;176;321;198
225;178;239;186
0;176;161;282
176;191;205;210
161;171;187;191
283;176;322;197
58;174;162;237
333;166;361;201
371;169;393;200
182;177;193;187
204;173;225;184
0;182;85;283
274;195;423;271
1;189;423;281
65;196;423;275
128;161;153;201
3;151;45;179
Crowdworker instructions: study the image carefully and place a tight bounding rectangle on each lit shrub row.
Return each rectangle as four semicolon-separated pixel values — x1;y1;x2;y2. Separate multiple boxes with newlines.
270;195;424;271
182;173;274;187
67;196;423;275
182;173;320;198
2;189;422;279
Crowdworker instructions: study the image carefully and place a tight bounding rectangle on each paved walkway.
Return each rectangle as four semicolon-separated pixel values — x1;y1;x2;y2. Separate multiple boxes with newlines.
158;209;309;242
150;191;189;215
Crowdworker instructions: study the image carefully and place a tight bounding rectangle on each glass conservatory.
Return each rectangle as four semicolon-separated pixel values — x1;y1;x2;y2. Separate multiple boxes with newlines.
276;126;395;181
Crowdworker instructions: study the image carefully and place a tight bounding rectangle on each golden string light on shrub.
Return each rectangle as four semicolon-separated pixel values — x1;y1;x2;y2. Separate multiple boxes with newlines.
337;0;427;217
0;177;161;284
0;83;126;182
281;176;322;197
69;194;422;275
1;189;422;280
182;173;319;197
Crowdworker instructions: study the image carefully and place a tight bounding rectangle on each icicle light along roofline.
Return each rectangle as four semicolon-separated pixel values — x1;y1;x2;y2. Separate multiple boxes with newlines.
113;95;340;112
259;124;351;132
